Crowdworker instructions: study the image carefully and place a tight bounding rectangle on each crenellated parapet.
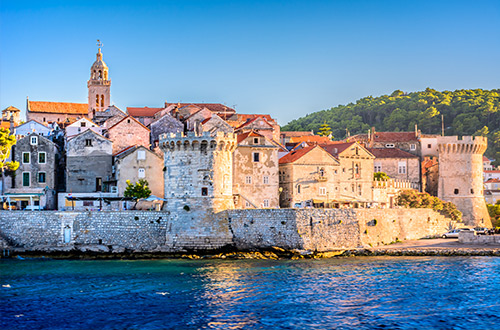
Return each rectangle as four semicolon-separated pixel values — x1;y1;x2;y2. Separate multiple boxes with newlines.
159;131;236;153
437;136;488;154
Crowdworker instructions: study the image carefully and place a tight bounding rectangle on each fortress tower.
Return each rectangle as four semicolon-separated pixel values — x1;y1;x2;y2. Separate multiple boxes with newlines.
159;131;237;250
437;136;491;227
88;47;111;117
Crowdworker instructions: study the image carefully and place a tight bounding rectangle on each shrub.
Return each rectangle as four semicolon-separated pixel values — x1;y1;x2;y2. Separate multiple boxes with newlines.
396;190;462;222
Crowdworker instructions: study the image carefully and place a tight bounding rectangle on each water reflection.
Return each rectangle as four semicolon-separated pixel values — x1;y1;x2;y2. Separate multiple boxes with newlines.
1;257;500;329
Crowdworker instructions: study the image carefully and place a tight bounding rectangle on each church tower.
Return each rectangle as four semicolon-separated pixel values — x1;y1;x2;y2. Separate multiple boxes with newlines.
88;44;111;117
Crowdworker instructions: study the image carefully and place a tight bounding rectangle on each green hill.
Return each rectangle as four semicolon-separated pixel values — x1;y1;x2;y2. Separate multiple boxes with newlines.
282;88;500;165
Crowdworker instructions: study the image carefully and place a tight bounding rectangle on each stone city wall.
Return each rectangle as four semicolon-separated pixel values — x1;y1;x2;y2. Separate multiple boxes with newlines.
459;231;500;244
0;208;452;253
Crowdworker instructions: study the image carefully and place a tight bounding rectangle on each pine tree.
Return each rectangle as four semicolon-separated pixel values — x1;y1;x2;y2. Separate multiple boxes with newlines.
318;121;332;137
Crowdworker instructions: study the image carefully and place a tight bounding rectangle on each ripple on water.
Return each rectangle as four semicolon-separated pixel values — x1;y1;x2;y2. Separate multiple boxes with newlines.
1;257;500;330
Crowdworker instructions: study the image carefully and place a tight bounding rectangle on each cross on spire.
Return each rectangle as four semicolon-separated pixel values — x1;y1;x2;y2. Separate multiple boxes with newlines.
96;39;103;48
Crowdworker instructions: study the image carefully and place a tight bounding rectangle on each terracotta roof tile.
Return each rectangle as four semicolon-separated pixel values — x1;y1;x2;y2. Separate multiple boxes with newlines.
127;107;163;117
279;146;317;164
107;115;150;131
319;142;356;158
3;106;20;112
235;116;274;130
367;148;419;159
237;131;264;144
483;156;491;162
289;135;331;144
485;178;500;183
165;103;236;114
28;101;88;115
485;170;500;173
280;131;314;138
371;132;419;142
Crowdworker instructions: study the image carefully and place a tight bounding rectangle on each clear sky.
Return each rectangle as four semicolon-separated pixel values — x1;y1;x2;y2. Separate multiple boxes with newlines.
1;0;499;125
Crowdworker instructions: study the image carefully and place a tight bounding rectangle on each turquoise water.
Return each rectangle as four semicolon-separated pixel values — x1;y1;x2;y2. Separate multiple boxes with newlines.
1;257;500;329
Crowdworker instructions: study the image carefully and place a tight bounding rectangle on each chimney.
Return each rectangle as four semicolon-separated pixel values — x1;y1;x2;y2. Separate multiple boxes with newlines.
415;124;418;137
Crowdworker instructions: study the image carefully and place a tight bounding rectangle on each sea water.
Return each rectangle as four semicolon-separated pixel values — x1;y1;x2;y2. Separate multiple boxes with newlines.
1;257;499;329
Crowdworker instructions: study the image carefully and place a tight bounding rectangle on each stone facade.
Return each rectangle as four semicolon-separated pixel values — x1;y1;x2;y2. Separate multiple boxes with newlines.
114;146;164;197
149;113;183;147
437;136;491;227
8;133;58;209
233;132;279;208
369;148;421;190
159;131;237;248
65;118;102;139
88;48;111;116
279;145;340;208
0;208;452;252
66;130;113;193
106;116;151;154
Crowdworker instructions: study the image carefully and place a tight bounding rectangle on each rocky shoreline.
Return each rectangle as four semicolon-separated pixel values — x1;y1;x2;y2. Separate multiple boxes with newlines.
3;245;500;260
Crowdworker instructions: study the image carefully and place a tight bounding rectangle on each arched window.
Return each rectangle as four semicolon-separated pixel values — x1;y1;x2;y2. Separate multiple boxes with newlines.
95;95;99;107
355;164;359;174
101;95;104;107
93;70;96;79
99;70;102;79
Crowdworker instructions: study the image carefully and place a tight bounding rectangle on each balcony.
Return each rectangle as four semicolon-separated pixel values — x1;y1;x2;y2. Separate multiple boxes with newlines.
315;175;328;182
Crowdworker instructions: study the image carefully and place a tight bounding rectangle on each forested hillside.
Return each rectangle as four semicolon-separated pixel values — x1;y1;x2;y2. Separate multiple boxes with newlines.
282;88;500;165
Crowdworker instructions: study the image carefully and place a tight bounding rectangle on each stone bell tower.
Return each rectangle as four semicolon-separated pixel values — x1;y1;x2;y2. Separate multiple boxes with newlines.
88;41;111;117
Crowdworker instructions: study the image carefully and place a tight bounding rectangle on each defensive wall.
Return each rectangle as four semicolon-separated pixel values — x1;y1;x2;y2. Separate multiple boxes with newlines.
0;209;452;253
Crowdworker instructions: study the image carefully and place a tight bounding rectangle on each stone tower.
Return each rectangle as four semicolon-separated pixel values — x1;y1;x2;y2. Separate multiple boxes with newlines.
159;131;237;250
437;136;491;227
88;47;111;117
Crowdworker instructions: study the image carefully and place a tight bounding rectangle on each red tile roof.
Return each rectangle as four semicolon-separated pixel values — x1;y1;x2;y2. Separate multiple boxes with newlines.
127;107;163;117
279;146;317;164
235;116;274;130
28;101;88;115
367;148;418;159
319;142;356;157
280;131;314;138
107;115;150;131
165;103;235;114
485;178;500;183
485;170;500;173
237;131;265;144
371;132;419;142
483;156;491;162
3;106;20;112
289;135;331;144
113;145;136;157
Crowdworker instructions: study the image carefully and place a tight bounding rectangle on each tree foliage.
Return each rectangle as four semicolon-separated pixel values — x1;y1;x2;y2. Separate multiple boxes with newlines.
318;121;332;137
396;190;462;222
0;128;19;195
124;179;151;199
282;88;500;165
487;201;500;228
374;172;390;181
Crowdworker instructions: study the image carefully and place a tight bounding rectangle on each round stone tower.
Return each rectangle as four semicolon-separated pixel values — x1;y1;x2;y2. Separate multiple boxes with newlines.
159;131;237;250
437;136;491;227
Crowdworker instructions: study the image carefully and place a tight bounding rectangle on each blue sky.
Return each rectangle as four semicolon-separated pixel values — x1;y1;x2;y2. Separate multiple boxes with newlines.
1;0;499;125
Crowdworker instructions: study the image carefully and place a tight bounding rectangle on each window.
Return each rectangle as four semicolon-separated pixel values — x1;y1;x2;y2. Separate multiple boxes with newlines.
127;119;131;124
427;144;432;149
253;137;259;144
96;177;102;192
38;172;46;183
22;172;30;187
398;161;406;174
410;144;416;150
352;184;355;192
245;176;252;184
245;201;251;208
358;184;362;195
374;164;382;172
297;185;301;194
253;152;260;162
319;187;326;196
85;139;92;147
355;147;359;155
454;189;459;195
319;168;325;177
38;152;46;164
22;152;30;164
201;187;208;196
30;136;38;145
470;189;474;194
386;143;395;148
137;150;146;160
263;176;269;184
263;199;270;208
138;168;145;178
81;121;86;127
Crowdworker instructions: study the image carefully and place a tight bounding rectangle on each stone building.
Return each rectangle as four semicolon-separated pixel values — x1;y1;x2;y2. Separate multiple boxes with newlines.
233;131;279;209
8;133;58;209
66;129;113;193
105;116;150;154
484;178;500;205
368;148;421;190
437;136;491;227
1;106;21;130
26;99;88;124
13;120;53;139
159;131;236;249
320;142;375;204
113;145;164;197
149;112;183;148
88;47;110;116
94;105;127;127
349;128;421;157
65;118;102;139
279;145;340;208
127;107;164;126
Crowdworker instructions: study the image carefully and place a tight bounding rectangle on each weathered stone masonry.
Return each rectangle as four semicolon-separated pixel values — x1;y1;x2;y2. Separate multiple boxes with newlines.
0;208;452;253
